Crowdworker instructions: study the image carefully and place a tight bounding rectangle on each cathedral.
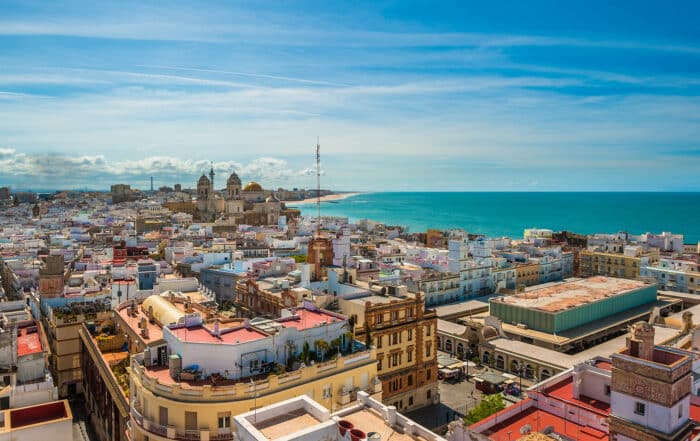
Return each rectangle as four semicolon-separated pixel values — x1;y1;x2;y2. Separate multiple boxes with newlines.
194;165;298;226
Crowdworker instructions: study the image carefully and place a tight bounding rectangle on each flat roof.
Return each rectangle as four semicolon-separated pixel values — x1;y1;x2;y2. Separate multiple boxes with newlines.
340;407;426;441
17;326;42;357
254;408;321;439
492;276;649;312
277;308;343;330
169;325;267;344
9;400;70;429
544;376;610;414
117;304;164;344
478;402;606;441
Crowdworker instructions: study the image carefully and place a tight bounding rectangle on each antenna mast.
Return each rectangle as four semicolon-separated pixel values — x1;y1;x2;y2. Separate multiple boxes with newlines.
316;138;321;238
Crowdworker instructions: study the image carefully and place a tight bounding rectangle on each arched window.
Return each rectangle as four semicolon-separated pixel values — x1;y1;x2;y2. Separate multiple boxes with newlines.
525;364;534;379
457;343;464;356
445;339;453;353
510;359;520;374
482;351;490;364
496;355;505;370
540;369;551;380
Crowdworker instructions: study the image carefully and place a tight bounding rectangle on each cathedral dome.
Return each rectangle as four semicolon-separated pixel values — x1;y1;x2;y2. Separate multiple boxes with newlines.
197;174;210;186
227;172;241;186
243;182;263;192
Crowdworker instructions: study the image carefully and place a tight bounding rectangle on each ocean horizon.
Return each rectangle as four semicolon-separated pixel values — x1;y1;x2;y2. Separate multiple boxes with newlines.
291;192;700;243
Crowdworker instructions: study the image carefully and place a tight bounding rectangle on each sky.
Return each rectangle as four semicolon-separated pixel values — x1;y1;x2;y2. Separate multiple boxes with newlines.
0;0;699;192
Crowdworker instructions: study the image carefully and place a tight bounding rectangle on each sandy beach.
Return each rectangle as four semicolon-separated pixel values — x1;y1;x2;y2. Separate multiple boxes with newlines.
283;192;361;205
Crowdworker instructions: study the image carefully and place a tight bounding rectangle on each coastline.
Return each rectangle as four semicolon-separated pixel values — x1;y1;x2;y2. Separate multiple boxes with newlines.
284;192;361;205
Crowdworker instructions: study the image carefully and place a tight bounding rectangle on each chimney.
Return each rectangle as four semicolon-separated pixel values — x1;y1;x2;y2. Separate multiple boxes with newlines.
627;321;655;361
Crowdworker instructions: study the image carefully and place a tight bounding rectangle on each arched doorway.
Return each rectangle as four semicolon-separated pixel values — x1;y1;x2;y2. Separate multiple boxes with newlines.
510;360;520;374
482;351;491;365
496;355;505;370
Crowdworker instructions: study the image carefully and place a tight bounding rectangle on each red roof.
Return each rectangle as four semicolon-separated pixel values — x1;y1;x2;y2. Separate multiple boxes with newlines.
9;401;69;429
594;360;612;371
170;325;267;344
17;326;42;357
277;308;342;330
482;406;607;441
544;377;610;414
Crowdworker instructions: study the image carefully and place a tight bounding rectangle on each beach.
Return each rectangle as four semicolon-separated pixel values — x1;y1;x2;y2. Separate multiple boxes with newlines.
283;192;361;205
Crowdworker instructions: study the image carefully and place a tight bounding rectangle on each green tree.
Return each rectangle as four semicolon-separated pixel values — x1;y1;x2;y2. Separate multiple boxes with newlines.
301;341;311;364
291;254;307;263
464;394;505;425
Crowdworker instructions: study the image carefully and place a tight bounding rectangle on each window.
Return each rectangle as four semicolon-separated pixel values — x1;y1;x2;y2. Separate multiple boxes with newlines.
323;385;332;399
218;412;231;429
679;405;683;418
376;336;383;348
426;325;431;336
408;329;413;341
634;402;646;416
391;311;398;321
604;385;610;396
407;308;414;318
185;411;198;431
377;314;383;324
426;344;431;357
409;396;414;406
427;389;432;399
392;333;398;345
408;375;413;386
407;350;413;362
426;369;431;380
378;359;383;370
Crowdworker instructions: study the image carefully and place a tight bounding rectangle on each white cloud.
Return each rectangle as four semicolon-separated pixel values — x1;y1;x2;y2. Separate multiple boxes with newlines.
0;151;315;189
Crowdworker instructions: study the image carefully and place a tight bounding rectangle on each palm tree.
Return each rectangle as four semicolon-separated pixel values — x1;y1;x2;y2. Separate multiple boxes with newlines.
314;340;330;361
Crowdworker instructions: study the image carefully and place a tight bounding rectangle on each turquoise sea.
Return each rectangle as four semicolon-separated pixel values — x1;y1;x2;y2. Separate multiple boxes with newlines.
291;192;700;243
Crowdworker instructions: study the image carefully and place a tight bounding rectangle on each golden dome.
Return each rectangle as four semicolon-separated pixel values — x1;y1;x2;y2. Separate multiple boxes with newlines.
243;182;263;192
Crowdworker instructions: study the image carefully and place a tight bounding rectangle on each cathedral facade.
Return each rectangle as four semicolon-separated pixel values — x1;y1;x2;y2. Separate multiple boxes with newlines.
194;166;297;226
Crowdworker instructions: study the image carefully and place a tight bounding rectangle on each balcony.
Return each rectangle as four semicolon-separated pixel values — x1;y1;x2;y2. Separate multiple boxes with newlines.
131;408;234;441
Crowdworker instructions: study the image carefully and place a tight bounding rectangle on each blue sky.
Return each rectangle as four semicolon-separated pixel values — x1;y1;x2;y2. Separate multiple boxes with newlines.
0;0;699;191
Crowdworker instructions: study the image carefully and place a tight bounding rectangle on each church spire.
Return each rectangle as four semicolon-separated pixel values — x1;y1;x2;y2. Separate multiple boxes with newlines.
209;161;215;190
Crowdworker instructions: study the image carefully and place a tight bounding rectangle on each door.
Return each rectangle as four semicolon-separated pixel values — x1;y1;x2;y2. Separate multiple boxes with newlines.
159;406;168;427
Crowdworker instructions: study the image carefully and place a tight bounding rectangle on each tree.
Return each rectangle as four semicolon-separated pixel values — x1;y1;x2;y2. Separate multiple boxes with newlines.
314;339;330;361
464;394;505;425
301;341;311;364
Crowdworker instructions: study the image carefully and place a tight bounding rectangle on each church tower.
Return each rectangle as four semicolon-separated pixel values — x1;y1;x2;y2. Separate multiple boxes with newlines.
226;171;241;199
609;322;694;441
197;173;211;200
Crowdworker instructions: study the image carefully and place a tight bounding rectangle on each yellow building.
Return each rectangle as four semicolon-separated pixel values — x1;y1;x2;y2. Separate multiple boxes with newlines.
127;295;382;441
129;349;381;441
43;300;112;397
515;262;540;289
342;291;439;413
579;248;660;279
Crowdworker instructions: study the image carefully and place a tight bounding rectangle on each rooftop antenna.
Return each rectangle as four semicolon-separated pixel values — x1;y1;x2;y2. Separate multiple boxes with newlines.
316;137;321;238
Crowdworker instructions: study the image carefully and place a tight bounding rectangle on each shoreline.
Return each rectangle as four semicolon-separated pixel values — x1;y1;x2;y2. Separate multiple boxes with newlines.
284;192;361;205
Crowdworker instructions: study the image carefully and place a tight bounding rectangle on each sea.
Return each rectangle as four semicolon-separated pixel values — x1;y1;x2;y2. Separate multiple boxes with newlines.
290;192;700;243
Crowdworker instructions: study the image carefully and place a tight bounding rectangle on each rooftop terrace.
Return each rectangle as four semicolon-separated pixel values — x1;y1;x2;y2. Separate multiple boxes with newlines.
169;324;268;344
17;325;42;357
